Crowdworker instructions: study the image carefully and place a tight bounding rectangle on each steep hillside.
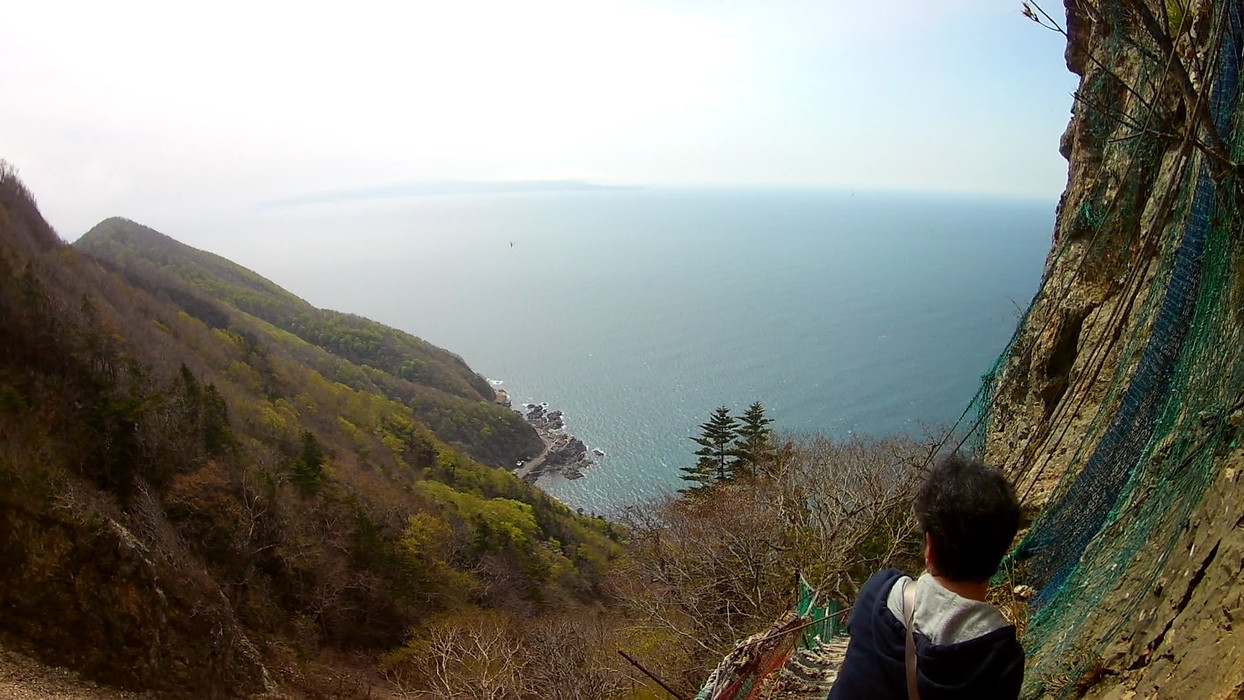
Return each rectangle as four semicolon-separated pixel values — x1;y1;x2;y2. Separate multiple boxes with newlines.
74;216;542;467
0;164;622;697
973;1;1244;696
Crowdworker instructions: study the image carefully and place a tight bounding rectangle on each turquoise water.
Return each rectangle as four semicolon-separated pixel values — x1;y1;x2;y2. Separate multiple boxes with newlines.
245;188;1053;514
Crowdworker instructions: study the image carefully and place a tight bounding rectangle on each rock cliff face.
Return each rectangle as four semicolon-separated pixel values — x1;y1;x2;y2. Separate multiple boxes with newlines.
977;1;1244;696
0;505;268;697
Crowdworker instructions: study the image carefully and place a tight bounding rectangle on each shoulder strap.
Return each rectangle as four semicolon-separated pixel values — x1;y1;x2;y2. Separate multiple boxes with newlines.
904;579;921;700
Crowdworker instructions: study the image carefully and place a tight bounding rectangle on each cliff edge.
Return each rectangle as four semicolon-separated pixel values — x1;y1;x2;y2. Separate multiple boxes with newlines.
975;1;1244;696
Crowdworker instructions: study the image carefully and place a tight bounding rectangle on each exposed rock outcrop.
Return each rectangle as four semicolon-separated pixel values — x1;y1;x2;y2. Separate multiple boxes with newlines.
0;504;269;698
512;402;598;481
977;1;1244;696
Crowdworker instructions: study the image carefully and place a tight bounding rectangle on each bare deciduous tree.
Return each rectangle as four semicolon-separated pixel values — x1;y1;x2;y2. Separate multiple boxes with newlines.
614;433;933;690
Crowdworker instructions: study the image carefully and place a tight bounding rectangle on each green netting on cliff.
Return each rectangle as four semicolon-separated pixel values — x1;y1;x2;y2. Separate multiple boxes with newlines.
1019;177;1243;697
966;1;1244;696
962;3;1176;457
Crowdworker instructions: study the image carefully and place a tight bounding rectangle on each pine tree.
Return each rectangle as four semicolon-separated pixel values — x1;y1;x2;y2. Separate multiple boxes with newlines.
677;457;715;494
294;430;325;494
680;406;740;493
734;401;774;478
201;383;234;457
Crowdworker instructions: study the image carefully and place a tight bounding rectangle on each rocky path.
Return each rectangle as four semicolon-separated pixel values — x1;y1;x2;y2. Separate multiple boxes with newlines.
758;638;849;699
0;647;152;700
699;621;849;700
514;440;554;481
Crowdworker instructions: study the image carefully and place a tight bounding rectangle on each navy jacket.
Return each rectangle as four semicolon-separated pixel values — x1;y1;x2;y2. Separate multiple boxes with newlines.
827;569;1023;700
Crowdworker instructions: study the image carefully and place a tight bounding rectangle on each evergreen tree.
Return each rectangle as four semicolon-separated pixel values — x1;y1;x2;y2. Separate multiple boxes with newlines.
175;365;234;458
201;383;234;457
294;430;326;494
677;457;715;494
734;401;774;478
680;406;740;492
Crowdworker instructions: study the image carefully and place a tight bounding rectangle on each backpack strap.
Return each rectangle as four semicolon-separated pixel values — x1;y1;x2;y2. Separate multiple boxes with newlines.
903;579;921;700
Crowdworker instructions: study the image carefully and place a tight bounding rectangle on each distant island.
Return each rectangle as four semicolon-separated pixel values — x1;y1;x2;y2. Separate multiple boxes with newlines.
261;179;633;207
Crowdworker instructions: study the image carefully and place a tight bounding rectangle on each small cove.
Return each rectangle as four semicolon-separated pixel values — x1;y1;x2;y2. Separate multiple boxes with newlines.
247;188;1054;514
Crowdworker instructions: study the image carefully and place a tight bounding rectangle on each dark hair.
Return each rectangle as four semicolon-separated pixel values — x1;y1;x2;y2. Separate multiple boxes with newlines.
914;453;1020;582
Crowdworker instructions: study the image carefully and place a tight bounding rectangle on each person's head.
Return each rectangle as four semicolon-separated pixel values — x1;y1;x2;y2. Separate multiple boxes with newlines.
914;453;1020;583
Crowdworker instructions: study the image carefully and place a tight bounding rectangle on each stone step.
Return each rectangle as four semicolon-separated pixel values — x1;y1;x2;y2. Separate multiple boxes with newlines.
756;638;849;699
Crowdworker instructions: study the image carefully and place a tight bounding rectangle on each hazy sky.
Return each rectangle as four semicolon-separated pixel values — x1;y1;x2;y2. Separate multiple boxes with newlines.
2;0;1078;239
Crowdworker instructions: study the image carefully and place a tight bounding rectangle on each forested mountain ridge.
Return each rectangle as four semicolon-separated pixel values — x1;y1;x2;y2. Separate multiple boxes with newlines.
0;166;621;697
74;216;542;467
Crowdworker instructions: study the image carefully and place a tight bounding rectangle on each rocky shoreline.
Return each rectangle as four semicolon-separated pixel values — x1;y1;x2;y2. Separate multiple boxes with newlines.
493;386;601;482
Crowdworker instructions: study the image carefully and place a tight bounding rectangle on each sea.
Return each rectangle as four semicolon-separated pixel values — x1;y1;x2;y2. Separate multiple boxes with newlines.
236;188;1054;515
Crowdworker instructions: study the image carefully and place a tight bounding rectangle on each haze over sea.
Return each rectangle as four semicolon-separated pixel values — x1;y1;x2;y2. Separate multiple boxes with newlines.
244;188;1053;514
